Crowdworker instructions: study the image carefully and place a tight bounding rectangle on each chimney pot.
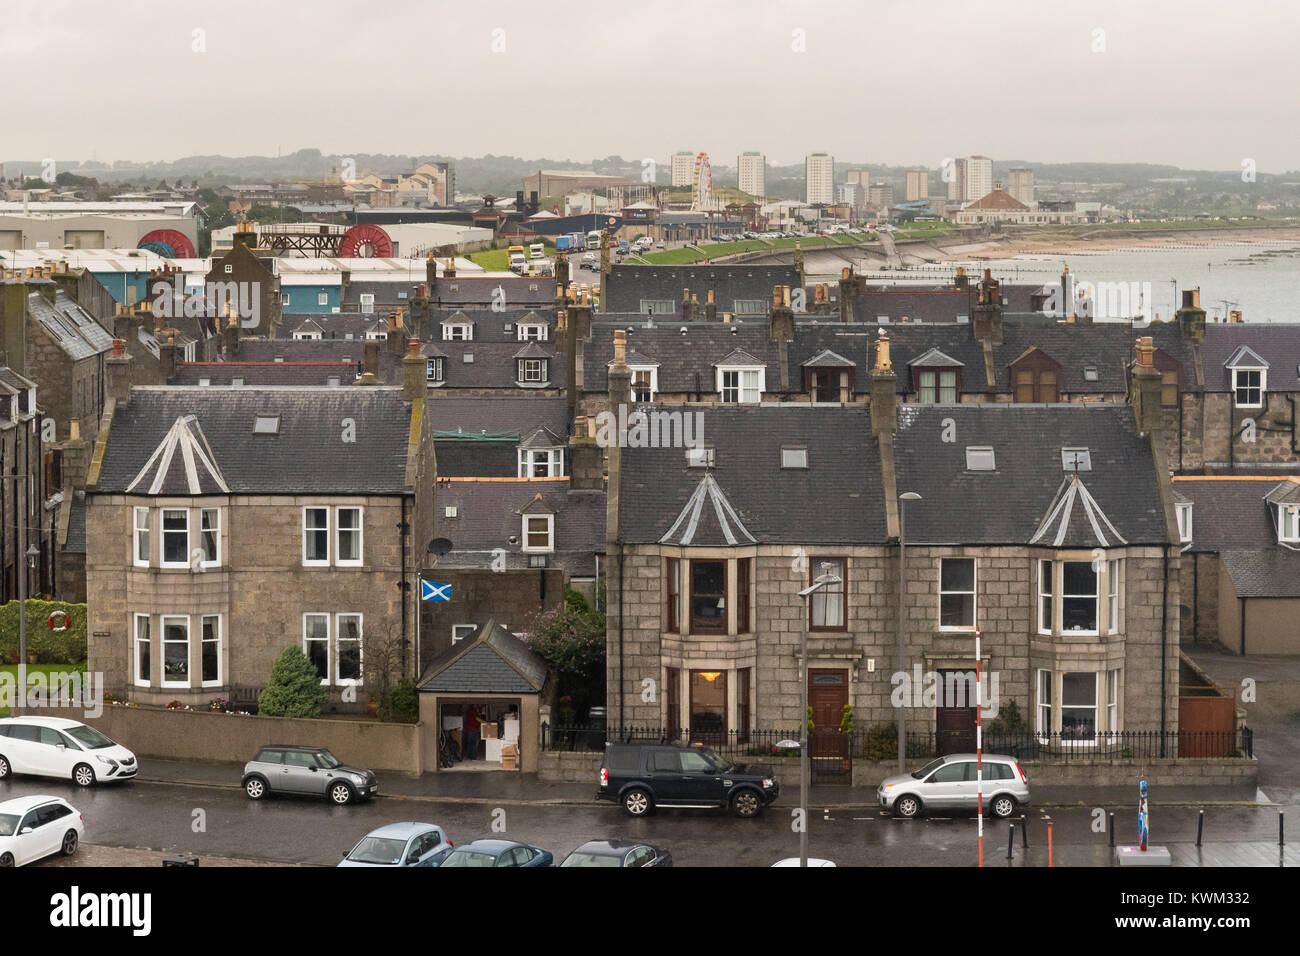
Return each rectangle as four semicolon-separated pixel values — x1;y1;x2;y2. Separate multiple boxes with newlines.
408;336;420;356
112;338;126;356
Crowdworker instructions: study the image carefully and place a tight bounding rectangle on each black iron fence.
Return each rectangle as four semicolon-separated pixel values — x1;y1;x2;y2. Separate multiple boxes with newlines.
541;724;1254;762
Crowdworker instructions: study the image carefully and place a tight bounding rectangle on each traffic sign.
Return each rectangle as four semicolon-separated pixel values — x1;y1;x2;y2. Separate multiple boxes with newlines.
421;580;451;602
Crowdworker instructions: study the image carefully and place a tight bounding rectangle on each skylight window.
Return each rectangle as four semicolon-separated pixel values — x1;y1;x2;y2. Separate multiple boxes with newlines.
687;447;716;468
254;415;280;435
1062;447;1091;471
966;446;996;471
1083;366;1099;382
781;447;808;468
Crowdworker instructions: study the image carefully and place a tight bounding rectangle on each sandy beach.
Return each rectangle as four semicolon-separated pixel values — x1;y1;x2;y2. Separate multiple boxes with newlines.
920;226;1300;262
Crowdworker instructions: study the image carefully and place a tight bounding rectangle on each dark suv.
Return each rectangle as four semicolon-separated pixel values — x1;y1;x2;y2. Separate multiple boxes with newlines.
242;746;378;805
597;742;779;818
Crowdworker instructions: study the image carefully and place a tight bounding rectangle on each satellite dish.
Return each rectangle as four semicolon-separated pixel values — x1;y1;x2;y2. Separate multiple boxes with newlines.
427;538;454;556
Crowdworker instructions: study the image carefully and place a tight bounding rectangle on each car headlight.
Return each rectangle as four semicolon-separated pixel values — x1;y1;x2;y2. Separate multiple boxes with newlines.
882;784;894;789
350;773;367;784
96;755;118;768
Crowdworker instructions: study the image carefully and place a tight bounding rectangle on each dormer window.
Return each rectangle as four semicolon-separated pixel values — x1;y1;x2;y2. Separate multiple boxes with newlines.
1233;368;1264;408
517;323;548;342
718;367;763;403
443;322;473;341
359;294;375;314
917;369;958;404
1011;348;1061;403
629;365;658;402
1176;502;1193;543
522;514;554;553
518;358;548;384
519;447;564;478
1281;505;1300;543
426;358;444;383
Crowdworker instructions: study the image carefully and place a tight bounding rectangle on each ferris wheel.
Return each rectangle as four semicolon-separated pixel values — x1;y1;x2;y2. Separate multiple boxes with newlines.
691;151;712;211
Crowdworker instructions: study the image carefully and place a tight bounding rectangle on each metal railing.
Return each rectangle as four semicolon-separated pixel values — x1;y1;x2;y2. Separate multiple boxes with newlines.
540;724;1255;762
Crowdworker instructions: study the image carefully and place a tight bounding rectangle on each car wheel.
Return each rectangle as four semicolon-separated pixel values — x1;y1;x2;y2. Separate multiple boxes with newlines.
61;830;79;856
622;788;652;817
894;794;922;819
990;795;1017;819
244;776;268;800
72;763;95;788
0;853;12;867
329;782;355;805
731;790;762;818
0;754;9;779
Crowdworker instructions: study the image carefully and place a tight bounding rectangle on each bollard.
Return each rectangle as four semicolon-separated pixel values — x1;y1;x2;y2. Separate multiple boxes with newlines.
1048;822;1054;868
1020;814;1029;849
1197;810;1204;847
1109;812;1115;847
1007;823;1014;860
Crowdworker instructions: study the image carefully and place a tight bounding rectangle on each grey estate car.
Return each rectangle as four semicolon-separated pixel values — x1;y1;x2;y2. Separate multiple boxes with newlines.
242;746;378;805
877;753;1029;819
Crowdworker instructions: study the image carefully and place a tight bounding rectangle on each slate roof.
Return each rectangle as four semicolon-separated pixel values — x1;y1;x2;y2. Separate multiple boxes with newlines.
288;313;387;340
1029;474;1128;548
603;264;800;314
434;478;605;575
431;276;556;309
659;472;757;547
1201;324;1300;392
585;323;781;392
26;289;113;361
339;279;424;310
618;405;887;545
95;387;415;495
894;404;1170;546
172;362;357;386
1220;550;1300;598
430;308;556;344
434;441;517;478
126;415;230;496
64;492;87;554
421;340;566;389
848;283;1048;323
428;396;570;438
416;621;548;694
1171;477;1296;552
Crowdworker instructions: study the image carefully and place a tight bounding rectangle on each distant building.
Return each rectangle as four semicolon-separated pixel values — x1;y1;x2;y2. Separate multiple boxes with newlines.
837;183;864;209
670;151;697;188
868;182;894;210
906;168;929;201
844;169;868;186
806;153;834;205
1008;167;1035;207
738;152;766;198
965;156;993;202
523;171;633;199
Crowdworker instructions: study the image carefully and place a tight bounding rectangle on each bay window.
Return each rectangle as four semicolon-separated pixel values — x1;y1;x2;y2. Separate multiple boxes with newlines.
1036;669;1052;736
1061;672;1098;740
690;560;727;632
134;615;151;686
201;615;221;686
1038;560;1053;634
666;558;680;633
161;616;190;688
1061;561;1097;633
134;508;151;567
200;508;221;567
161;509;189;567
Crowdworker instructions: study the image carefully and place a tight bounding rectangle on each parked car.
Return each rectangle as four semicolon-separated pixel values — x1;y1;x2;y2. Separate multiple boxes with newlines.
877;753;1029;819
0;795;83;867
0;716;137;787
772;858;836;867
242;746;378;805
597;741;779;818
559;839;672;867
339;822;453;867
438;839;552;867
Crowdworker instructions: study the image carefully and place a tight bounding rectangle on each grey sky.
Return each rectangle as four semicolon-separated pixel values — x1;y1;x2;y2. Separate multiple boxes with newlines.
3;0;1297;171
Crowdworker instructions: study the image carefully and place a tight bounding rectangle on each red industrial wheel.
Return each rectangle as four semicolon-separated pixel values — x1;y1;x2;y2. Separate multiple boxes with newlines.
339;223;394;258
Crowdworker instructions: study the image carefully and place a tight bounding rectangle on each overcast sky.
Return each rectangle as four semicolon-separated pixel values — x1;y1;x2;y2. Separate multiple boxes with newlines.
3;0;1297;171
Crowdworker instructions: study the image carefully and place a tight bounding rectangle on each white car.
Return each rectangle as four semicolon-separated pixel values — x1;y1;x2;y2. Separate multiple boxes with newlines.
0;795;83;867
772;858;836;867
0;716;138;787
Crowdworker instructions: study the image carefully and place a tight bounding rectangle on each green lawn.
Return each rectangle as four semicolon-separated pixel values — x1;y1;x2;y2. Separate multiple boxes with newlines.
0;664;89;717
893;222;956;241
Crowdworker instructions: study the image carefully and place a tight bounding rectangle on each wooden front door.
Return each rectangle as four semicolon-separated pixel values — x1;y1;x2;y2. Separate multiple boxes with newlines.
935;668;978;756
808;670;850;782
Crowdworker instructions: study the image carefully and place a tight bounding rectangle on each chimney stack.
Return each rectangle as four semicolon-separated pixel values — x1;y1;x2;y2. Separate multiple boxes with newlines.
870;330;898;440
1175;288;1206;345
425;253;437;293
363;340;380;377
223;313;239;358
681;288;693;322
606;330;632;553
403;337;424;401
1129;335;1164;435
106;339;133;406
971;269;1004;346
769;284;794;343
705;288;717;321
387;310;409;356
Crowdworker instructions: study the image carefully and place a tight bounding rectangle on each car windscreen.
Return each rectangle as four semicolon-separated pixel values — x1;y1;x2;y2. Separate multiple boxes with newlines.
439;850;496;867
0;813;19;837
346;837;407;865
64;725;115;750
912;757;946;780
316;751;341;769
699;749;733;772
560;852;623;867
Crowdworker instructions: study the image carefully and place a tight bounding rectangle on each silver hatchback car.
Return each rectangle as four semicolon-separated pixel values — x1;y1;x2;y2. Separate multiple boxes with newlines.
877;753;1029;819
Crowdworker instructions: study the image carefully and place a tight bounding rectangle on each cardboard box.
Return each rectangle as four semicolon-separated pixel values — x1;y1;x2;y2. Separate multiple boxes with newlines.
481;722;498;740
501;744;519;757
501;754;518;770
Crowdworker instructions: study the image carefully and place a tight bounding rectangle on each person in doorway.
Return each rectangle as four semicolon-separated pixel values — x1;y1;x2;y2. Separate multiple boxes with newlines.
464;705;481;761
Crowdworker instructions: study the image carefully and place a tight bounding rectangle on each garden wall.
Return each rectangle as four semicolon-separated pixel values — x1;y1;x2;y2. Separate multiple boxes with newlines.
38;705;424;775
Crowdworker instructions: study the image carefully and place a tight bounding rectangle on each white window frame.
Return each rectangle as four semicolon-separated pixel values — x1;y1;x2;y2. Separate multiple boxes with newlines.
1036;669;1052;737
335;613;363;686
517;323;548;342
522;514;554;553
1176;502;1193;543
718;366;764;404
200;508;221;568
1107;559;1121;635
133;614;151;687
1038;559;1053;635
452;624;475;644
519;358;547;383
160;508;190;569
442;323;472;341
200;614;222;688
281;293;290;306
938;557;977;631
335;506;363;566
160;615;191;689
518;447;563;478
1106;668;1120;736
1232;367;1265;408
1280;505;1300;543
317;292;328;306
1061;671;1098;743
426;357;444;383
134;507;151;567
629;365;658;402
359;293;375;314
302;507;331;566
303;613;331;685
1060;560;1099;635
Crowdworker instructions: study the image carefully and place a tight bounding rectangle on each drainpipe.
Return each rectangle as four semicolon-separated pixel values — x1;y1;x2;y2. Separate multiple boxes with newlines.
401;496;409;674
1240;598;1246;656
1192;554;1199;642
1160;549;1169;757
1288;395;1299;454
618;540;625;736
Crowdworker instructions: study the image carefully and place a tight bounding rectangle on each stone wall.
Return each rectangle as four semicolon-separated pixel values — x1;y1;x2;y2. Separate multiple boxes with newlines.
538;751;601;783
26;328;103;444
1183;392;1298;470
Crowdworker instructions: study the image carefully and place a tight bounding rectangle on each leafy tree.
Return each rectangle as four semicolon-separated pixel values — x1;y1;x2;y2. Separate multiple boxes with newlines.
519;593;605;717
258;647;327;718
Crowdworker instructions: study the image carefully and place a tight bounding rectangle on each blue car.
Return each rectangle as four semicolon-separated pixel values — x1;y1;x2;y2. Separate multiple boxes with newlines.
338;822;454;868
438;839;553;868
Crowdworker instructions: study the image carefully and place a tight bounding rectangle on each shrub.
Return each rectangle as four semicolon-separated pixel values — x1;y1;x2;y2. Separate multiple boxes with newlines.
985;701;1029;736
390;678;419;724
0;600;88;664
258;647;327;718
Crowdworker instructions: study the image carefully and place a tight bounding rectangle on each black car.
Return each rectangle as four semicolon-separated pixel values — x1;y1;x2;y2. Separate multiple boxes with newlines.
597;742;779;818
559;840;672;867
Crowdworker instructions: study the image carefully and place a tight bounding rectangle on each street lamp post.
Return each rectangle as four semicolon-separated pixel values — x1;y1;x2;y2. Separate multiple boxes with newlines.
898;493;922;773
2;473;38;715
798;563;843;868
